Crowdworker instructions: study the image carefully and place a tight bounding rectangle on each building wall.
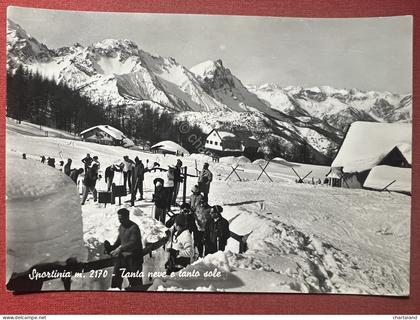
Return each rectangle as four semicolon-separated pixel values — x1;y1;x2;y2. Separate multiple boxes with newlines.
205;131;223;151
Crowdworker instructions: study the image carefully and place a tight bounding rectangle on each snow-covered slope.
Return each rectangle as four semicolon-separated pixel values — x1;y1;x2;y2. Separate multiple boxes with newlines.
7;126;411;294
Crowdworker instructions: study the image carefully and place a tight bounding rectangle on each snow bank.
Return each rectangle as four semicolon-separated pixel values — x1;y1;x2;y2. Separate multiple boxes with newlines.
6;155;87;278
219;156;251;165
188;153;213;163
332;122;411;173
363;165;411;193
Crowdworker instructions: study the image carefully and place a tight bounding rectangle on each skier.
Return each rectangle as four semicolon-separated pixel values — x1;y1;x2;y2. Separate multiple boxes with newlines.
81;163;99;205
40;155;46;164
198;163;213;203
104;208;143;290
204;205;230;256
64;159;72;176
165;214;194;275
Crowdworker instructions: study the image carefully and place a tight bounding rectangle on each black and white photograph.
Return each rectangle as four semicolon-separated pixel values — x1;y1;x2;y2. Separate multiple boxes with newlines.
5;6;412;295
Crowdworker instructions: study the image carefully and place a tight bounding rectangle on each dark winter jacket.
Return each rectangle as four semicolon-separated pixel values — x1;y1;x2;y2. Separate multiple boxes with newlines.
105;166;115;183
81;156;92;167
69;169;81;184
83;167;98;188
204;216;230;254
64;162;72;176
109;220;143;262
132;162;145;183
174;166;183;183
153;188;168;209
166;212;197;234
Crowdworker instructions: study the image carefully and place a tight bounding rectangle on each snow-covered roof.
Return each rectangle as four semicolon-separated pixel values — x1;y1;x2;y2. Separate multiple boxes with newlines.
332;122;411;173
150;140;189;155
80;125;125;140
80;125;134;147
363;165;411;194
218;131;236;139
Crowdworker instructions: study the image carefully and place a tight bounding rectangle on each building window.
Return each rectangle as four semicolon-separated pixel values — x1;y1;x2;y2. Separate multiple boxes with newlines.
206;140;209;144
215;141;218;146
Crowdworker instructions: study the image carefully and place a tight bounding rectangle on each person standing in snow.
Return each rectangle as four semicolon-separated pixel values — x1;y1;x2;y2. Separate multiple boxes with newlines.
91;156;100;169
198;163;213;203
189;185;203;213
81;153;92;173
105;164;122;192
172;159;184;206
122;156;134;193
194;198;212;258
69;168;84;184
204;205;230;256
153;181;168;224
64;159;72;176
165;166;175;210
81;163;99;205
131;157;145;206
165;214;194;275
104;208;143;289
40;155;46;164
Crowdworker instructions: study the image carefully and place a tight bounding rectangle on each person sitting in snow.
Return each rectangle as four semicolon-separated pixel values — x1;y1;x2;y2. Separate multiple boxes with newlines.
194;198;212;258
165;214;194;275
204;205;230;256
189;185;203;213
81;163;99;205
104;208;143;289
153;180;168;224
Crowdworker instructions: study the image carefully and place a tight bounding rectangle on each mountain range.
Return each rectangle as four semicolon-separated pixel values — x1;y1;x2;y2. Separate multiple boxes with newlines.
7;18;412;163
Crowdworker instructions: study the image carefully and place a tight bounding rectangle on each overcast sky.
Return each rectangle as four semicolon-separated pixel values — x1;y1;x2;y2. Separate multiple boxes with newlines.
8;6;412;94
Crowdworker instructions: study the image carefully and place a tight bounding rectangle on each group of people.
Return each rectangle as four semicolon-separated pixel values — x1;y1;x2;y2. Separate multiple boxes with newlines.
104;190;230;290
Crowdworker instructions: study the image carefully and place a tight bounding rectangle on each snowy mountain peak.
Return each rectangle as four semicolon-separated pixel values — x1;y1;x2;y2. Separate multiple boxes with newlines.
7;19;53;68
190;59;225;79
89;39;140;56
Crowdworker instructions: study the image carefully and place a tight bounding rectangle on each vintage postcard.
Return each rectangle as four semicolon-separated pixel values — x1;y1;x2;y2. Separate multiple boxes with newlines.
5;6;412;295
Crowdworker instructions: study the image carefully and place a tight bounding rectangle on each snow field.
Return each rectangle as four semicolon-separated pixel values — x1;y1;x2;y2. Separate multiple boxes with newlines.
6;126;410;294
